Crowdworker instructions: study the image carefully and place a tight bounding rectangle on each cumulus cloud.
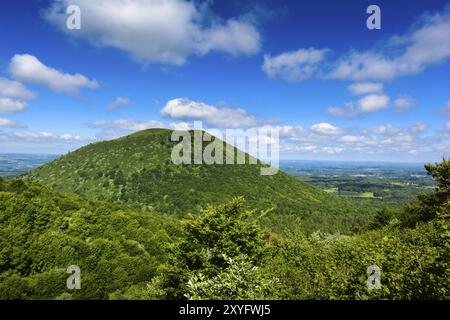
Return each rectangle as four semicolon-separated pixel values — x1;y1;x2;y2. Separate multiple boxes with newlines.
0;77;35;113
0;78;35;100
370;124;402;135
328;94;390;117
108;97;131;109
169;121;192;131
0;98;28;114
91;119;164;131
161;98;272;128
275;121;448;160
258;125;305;139
9;54;99;94
0;118;25;128
347;82;383;95
358;94;390;113
411;122;428;133
262;48;329;81
264;8;450;84
310;123;342;135
0;131;81;142
90;119;197;142
338;135;365;143
394;95;415;112
329;8;450;81
286;145;344;154
44;0;260;65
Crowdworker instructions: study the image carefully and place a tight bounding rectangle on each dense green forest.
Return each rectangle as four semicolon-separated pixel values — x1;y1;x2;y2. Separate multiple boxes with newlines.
0;129;448;300
0;159;448;299
0;178;181;299
26;129;369;234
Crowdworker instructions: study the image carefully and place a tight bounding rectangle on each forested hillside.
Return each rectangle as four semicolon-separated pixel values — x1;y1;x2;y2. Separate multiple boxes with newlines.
118;160;450;300
0;178;180;299
26;129;369;234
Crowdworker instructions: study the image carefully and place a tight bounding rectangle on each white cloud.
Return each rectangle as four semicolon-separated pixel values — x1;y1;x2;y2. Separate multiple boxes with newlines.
0;78;35;100
330;52;396;81
338;135;365;143
411;122;428;133
0;118;25;128
378;133;414;146
90;120;195;141
394;95;415;112
446;121;450;131
0;77;35;114
197;19;261;56
161;98;269;128
261;7;450;89
0;130;85;154
370;124;401;135
310;122;342;135
91;119;164;131
329;8;450;81
358;94;390;113
108;97;131;109
442;100;450;115
262;48;329;81
319;146;344;154
328;94;390;117
275;121;448;160
258;125;305;139
287;144;344;154
8;131;81;142
0;98;27;113
44;0;260;65
347;82;383;95
169;121;192;131
9;54;99;94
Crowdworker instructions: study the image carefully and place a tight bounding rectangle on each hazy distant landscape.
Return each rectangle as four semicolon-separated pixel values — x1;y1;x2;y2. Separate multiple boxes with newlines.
281;160;435;206
0;154;58;177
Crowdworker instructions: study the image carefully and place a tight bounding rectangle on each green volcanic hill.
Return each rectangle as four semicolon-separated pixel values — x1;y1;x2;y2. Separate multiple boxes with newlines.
26;129;367;233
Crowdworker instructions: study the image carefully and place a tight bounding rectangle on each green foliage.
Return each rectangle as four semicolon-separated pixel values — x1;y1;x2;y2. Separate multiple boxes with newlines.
266;159;450;300
140;198;274;300
0;179;180;300
180;198;267;268
267;217;449;299
185;255;277;300
402;158;450;226
366;207;401;230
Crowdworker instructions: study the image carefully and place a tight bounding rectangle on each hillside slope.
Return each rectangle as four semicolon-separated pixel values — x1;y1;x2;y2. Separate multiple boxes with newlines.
26;129;368;233
0;178;180;299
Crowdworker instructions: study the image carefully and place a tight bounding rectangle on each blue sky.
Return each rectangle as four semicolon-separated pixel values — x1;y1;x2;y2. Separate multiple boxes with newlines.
0;0;449;162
